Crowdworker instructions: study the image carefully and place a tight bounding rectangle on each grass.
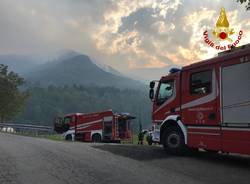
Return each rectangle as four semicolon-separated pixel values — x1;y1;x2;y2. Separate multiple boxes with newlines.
40;134;64;141
12;132;149;144
15;131;64;141
120;134;149;145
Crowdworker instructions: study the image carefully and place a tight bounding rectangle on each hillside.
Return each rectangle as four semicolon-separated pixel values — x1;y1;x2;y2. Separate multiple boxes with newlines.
16;85;151;129
1;52;151;128
25;54;145;90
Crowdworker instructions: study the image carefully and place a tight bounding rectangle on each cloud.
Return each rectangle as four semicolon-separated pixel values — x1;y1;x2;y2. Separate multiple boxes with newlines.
0;0;249;73
93;0;183;69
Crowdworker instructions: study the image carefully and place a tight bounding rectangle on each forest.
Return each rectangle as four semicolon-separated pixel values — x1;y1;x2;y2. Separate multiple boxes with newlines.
15;85;151;130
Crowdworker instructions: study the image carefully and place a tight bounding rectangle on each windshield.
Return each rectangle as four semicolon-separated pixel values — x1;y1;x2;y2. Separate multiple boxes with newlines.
54;117;63;125
64;115;76;124
54;116;70;133
157;80;174;105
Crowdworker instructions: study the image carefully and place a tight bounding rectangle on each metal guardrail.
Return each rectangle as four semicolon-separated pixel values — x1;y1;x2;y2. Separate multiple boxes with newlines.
0;123;53;133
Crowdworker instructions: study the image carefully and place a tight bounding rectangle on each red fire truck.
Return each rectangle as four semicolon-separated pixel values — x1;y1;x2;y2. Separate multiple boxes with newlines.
54;109;135;142
149;44;250;155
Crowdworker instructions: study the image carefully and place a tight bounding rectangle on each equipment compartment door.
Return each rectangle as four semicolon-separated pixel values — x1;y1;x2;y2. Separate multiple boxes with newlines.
181;68;219;126
221;61;250;125
103;116;113;140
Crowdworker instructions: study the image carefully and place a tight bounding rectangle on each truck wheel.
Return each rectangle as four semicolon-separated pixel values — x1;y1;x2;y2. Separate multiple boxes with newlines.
147;136;153;145
92;134;101;143
162;128;185;155
147;139;153;145
65;134;72;141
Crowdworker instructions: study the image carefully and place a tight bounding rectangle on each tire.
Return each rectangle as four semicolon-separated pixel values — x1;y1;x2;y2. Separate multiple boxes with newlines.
146;135;153;145
162;127;186;155
148;140;153;146
92;134;102;143
65;134;72;141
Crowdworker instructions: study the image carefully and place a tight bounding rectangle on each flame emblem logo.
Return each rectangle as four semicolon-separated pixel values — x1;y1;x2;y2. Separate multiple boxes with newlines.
212;7;234;42
203;7;243;51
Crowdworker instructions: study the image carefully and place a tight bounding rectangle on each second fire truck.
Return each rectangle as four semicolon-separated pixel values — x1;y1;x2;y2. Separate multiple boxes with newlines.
54;109;135;143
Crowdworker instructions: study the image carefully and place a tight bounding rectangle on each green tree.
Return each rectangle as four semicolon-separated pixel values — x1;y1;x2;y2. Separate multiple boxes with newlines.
238;0;250;10
0;64;28;123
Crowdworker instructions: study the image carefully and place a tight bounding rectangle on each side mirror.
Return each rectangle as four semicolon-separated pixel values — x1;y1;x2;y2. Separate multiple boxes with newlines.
150;81;155;89
149;88;154;100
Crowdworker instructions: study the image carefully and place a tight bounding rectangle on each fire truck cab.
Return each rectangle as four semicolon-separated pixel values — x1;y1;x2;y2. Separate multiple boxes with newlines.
54;110;135;143
149;44;250;155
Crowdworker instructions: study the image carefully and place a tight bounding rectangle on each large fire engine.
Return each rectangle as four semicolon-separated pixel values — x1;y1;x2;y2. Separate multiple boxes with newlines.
149;44;250;155
54;109;135;142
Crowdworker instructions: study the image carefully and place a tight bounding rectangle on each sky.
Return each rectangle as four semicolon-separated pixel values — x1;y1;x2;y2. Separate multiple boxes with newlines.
0;0;249;76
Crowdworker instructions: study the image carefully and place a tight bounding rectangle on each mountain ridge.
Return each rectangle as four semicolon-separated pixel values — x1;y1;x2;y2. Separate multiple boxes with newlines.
25;54;145;90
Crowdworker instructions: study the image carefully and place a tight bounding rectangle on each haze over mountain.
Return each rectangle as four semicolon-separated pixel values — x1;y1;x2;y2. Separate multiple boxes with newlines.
127;66;178;83
0;55;38;75
0;50;181;84
24;53;145;90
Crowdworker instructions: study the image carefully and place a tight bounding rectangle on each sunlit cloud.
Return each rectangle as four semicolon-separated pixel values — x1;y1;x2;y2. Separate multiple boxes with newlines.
93;0;183;68
0;0;249;72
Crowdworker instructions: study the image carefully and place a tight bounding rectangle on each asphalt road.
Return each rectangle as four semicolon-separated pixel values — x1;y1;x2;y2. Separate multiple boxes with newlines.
0;133;250;184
